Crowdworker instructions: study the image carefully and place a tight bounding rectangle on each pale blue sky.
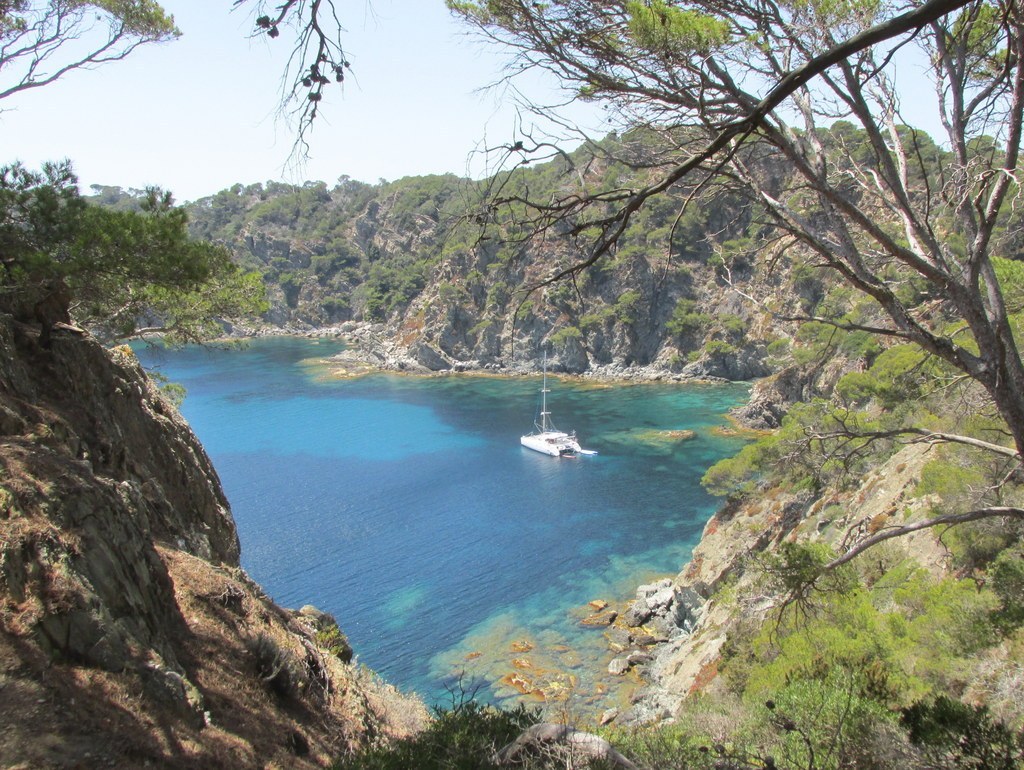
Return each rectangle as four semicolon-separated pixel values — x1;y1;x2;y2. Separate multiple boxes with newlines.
1;1;944;203
0;1;604;202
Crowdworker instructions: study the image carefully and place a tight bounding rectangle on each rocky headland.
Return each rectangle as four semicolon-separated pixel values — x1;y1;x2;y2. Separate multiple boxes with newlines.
0;315;428;768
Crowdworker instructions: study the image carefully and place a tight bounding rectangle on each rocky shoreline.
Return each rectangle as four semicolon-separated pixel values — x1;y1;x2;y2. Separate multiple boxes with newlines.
226;319;750;386
565;575;716;726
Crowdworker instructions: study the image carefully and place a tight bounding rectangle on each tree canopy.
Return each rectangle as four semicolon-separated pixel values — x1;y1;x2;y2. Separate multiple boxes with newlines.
447;0;1024;563
0;161;266;344
0;0;179;100
1;2;267;344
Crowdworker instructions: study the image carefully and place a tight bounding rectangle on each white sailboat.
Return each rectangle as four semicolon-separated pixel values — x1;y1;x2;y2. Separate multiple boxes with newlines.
520;355;596;457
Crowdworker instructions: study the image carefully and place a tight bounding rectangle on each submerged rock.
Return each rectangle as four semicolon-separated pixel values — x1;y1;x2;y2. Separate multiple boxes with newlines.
581;609;619;626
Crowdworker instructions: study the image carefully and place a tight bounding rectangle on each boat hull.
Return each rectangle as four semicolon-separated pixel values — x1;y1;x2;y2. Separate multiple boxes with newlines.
521;431;581;457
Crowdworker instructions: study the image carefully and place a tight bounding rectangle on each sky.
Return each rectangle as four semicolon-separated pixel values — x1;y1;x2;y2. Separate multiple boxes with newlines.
1;1;946;204
0;1;606;202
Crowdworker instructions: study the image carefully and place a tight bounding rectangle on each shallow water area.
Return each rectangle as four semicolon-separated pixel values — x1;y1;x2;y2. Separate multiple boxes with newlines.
135;337;750;712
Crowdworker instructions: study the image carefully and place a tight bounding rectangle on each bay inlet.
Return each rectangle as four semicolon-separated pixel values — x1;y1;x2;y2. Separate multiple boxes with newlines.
135;337;750;712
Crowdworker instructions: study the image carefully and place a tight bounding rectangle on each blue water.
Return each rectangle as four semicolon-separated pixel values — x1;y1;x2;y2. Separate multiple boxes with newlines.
135;338;750;711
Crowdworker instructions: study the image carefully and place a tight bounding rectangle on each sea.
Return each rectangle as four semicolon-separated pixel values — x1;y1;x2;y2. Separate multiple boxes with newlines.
134;337;751;714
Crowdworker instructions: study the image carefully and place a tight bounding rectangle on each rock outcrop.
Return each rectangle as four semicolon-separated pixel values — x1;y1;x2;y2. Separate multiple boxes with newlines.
0;315;427;768
616;443;942;725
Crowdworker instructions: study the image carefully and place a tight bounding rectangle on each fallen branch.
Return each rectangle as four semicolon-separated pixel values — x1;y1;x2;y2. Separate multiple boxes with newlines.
494;723;639;769
826;506;1024;570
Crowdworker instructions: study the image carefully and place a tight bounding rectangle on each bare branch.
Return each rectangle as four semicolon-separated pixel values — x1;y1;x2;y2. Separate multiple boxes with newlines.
233;0;349;158
826;507;1024;570
0;2;179;102
495;723;640;770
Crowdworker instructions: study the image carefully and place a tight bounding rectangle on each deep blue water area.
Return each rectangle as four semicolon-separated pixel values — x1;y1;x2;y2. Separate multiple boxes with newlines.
135;338;750;711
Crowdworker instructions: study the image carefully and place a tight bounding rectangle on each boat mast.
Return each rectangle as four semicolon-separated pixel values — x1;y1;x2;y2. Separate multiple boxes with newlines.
540;352;551;432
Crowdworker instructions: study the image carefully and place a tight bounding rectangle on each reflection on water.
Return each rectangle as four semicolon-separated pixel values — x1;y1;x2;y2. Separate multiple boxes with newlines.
135;338;750;712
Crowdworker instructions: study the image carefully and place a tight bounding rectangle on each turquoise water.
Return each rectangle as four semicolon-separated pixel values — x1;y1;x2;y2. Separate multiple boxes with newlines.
135;338;750;711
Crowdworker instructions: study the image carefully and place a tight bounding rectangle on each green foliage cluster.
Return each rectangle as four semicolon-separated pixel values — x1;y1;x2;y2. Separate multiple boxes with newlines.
666;298;711;338
183;174;475;322
698;539;1024;769
148;370;187;407
702;409;805;495
1;162;265;343
315;624;353;663
990;547;1024;629
614;288;642;324
165;129;774;339
704;311;1015;503
176;125;780;335
902;696;1024;770
334;700;538;770
835;344;940;408
792;319;882;366
625;0;730;57
702;339;738;358
579;306;615;331
718;313;747;339
744;564;999;705
548;325;583;347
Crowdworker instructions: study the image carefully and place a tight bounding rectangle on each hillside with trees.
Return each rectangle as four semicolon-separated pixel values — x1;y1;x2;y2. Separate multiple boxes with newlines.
4;0;1024;767
78;117;1024;768
136;131;784;379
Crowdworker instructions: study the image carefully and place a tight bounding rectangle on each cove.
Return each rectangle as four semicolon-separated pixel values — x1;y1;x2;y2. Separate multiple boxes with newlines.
135;337;750;711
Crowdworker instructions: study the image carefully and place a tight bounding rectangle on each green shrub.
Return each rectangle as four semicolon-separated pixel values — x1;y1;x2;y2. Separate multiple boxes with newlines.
149;371;187;407
902;696;1024;770
718;313;747;339
315;624;353;663
614;289;643;323
438;282;468;304
486;281;511;309
322;296;349;319
941;517;1022;573
334;700;539;770
666;298;711;337
765;672;898;770
703;340;737;357
549;325;582;347
579;307;614;331
990;547;1024;630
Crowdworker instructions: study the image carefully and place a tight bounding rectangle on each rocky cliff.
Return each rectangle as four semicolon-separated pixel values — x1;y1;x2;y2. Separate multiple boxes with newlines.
622;443;944;723
175;141;793;380
0;314;427;768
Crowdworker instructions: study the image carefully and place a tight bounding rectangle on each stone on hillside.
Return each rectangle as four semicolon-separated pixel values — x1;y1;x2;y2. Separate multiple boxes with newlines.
647;586;675;614
409;341;451;371
626;651;653;667
622;600;652;628
636;579;672;600
648;615;681;639
604;627;632;652
608;656;631;676
672;586;705;632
